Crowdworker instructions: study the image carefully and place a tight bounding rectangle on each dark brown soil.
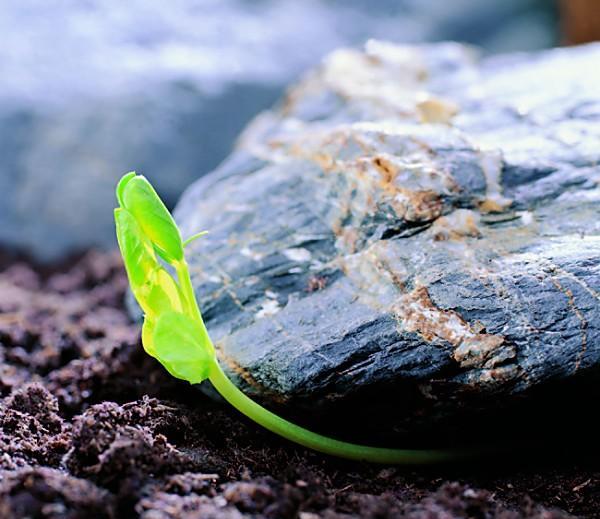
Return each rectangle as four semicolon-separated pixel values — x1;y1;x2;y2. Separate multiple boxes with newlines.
0;250;598;518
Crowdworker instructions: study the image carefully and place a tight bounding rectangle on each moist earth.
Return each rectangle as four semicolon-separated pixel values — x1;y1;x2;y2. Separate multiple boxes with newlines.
0;251;598;517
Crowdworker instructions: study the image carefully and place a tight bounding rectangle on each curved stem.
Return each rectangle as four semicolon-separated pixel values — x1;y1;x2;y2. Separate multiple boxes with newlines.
208;361;466;464
177;256;472;464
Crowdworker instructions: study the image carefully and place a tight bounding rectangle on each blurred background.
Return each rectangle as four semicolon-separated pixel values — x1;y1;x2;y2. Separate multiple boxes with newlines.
0;0;596;261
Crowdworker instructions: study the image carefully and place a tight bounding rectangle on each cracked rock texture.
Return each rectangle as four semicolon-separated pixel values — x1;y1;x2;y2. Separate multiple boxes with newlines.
0;0;558;260
175;41;600;440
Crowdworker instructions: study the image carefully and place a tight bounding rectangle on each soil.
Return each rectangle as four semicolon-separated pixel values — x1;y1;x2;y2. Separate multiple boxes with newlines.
0;250;598;518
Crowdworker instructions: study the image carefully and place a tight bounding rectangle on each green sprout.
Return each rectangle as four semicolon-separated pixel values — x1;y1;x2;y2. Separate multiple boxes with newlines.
115;172;467;464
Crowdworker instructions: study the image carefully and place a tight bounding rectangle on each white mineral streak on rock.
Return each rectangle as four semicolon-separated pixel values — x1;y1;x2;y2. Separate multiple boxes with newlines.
240;247;264;261
255;299;281;319
224;203;254;213
501;235;600;269
282;247;312;262
321;45;424;112
244;276;260;286
520;211;534;226
477;149;513;213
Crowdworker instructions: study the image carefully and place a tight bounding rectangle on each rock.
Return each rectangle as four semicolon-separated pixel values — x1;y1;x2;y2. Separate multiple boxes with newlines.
175;41;600;439
0;0;557;260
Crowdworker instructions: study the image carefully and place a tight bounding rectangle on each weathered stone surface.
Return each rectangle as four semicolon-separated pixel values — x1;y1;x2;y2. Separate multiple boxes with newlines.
175;41;600;438
0;0;557;260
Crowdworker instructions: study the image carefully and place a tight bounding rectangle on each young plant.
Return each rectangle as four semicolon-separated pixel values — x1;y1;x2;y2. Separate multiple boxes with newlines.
115;172;465;464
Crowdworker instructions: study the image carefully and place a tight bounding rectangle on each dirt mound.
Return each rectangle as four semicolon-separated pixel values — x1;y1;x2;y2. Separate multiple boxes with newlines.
0;251;596;517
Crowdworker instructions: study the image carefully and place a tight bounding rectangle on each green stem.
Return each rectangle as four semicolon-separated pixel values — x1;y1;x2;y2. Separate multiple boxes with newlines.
208;361;464;464
177;257;469;464
183;231;209;247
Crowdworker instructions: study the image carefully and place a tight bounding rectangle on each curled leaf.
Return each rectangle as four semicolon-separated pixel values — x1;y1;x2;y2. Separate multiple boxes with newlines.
119;174;184;263
141;318;157;358
152;311;214;384
114;208;159;291
115;208;183;317
116;171;137;206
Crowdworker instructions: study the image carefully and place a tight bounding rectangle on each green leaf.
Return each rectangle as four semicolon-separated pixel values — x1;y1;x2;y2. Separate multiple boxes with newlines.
115;208;183;317
114;208;159;290
120;174;184;264
144;268;184;317
153;311;213;384
141;318;157;358
116;171;137;206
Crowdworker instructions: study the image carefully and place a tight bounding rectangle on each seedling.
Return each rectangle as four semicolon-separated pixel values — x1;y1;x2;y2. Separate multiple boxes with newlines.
115;172;465;464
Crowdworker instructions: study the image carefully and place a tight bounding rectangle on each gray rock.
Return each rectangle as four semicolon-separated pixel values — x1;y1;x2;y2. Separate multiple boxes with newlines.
176;41;600;438
0;0;557;260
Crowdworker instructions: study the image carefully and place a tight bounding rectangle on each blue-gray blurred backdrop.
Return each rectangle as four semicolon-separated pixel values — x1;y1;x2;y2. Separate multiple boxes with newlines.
0;0;558;260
